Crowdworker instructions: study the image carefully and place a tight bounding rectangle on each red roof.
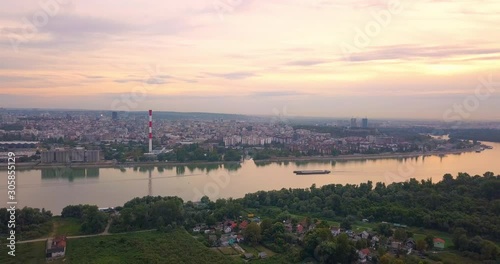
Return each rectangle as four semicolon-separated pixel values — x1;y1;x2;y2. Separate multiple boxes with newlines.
239;221;248;229
53;236;67;248
361;248;370;255
434;238;445;243
297;224;304;233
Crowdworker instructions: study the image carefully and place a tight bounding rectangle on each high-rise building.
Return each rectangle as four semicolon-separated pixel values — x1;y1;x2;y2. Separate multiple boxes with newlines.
112;111;118;120
362;118;368;128
350;118;357;128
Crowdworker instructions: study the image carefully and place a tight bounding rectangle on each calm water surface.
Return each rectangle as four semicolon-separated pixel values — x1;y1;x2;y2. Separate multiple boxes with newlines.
2;142;499;214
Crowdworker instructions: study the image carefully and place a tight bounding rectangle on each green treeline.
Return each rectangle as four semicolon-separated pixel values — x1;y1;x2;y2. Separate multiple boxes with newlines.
449;128;500;143
241;172;500;241
61;205;108;234
157;144;242;162
110;196;185;233
0;207;52;240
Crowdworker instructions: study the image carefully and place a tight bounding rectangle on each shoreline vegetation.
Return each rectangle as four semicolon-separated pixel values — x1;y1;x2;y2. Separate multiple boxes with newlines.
1;171;498;263
0;145;485;170
0;146;479;170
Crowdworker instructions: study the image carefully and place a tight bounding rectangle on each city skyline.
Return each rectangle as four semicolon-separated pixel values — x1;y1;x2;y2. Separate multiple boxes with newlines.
1;1;500;120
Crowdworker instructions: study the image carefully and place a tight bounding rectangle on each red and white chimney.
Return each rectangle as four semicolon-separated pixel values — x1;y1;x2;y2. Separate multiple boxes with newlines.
148;110;153;153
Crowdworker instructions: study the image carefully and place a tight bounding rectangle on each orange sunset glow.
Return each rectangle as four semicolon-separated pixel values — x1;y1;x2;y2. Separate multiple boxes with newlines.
1;0;499;119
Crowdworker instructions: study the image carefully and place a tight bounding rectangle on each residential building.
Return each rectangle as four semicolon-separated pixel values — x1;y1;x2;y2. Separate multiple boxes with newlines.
433;238;445;249
46;236;66;259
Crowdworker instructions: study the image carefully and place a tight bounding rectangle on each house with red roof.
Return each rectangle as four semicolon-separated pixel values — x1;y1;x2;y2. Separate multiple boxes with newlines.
296;224;304;234
46;236;66;259
358;248;371;263
433;238;445;249
239;220;248;230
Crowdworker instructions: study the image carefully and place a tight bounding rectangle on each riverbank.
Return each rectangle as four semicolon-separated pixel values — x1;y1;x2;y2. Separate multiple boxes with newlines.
0;146;483;170
0;160;241;170
254;146;482;163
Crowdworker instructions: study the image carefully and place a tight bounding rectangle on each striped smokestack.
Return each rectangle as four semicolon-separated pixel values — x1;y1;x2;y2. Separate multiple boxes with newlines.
148;110;153;153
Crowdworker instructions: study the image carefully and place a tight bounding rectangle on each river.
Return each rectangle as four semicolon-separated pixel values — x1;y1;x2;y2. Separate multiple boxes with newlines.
2;142;499;214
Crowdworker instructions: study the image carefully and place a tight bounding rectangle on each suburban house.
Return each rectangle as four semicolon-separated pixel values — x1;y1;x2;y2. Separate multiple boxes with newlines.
296;224;305;234
391;241;402;250
405;238;416;249
361;231;370;239
434;238;445;249
239;220;249;230
358;248;371;263
46;236;66;259
258;252;268;259
220;234;237;246
331;227;341;236
223;221;238;233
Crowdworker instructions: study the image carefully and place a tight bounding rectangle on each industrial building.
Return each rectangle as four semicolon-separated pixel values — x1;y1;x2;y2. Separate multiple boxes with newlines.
41;149;101;163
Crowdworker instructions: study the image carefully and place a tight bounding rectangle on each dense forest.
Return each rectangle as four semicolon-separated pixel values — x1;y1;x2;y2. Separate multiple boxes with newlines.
241;172;500;241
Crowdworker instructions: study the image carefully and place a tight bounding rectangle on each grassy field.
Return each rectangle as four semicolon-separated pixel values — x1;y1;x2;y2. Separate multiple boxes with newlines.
217;246;239;255
65;229;236;264
52;217;82;236
2;229;238;264
0;241;64;264
411;228;454;249
434;251;483;264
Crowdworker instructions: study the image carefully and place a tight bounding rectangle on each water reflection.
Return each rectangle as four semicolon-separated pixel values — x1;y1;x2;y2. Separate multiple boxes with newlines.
41;167;100;182
224;163;241;172
176;166;185;175
16;142;500;214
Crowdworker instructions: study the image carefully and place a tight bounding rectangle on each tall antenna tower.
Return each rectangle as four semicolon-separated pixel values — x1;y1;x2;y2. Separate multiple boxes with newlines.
148;110;153;153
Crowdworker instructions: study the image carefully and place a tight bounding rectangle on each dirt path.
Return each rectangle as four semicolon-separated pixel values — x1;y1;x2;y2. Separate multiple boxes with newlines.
48;220;59;237
102;218;113;235
17;229;156;244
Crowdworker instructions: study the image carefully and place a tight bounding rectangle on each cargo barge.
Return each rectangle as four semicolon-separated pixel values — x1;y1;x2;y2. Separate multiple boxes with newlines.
293;170;331;175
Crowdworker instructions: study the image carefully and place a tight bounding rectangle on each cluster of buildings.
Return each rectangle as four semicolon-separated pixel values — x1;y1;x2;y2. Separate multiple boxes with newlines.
351;117;369;128
192;214;269;260
0;111;431;159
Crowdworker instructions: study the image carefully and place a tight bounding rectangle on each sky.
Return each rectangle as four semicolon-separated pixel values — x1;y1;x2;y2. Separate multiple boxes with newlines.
1;0;499;120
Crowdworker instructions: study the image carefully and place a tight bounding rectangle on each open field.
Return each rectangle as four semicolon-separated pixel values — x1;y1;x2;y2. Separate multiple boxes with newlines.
217;246;239;255
2;229;238;264
411;228;454;249
434;251;483;264
52;217;82;236
0;241;63;264
64;229;236;264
